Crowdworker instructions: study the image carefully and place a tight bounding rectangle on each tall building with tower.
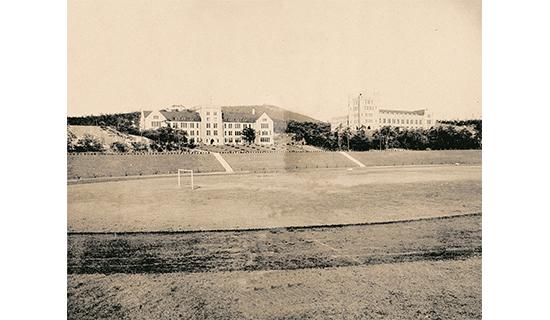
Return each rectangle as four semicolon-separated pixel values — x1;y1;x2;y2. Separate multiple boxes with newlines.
330;93;435;131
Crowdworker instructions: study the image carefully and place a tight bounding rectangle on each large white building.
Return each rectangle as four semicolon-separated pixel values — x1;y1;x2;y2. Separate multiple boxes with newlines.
140;106;274;145
330;93;435;131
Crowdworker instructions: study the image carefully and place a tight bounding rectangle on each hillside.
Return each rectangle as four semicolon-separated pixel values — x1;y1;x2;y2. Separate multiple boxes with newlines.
221;105;322;132
68;125;151;151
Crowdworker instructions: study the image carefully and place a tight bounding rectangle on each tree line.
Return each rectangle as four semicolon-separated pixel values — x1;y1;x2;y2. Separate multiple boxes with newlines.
67;112;142;135
68;125;258;152
285;120;482;151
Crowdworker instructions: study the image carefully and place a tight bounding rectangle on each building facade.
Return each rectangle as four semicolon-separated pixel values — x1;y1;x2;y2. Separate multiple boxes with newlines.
140;106;274;145
330;94;435;131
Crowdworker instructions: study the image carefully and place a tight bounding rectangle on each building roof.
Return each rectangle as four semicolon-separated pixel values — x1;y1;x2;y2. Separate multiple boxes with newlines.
159;109;201;121
142;111;153;118
379;109;426;116
222;112;260;123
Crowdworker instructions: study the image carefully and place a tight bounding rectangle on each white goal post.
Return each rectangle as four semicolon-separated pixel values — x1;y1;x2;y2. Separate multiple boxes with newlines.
177;169;194;190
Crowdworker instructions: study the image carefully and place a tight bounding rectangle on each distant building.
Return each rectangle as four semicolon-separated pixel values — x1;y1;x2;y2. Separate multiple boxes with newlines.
330;93;435;131
140;106;274;145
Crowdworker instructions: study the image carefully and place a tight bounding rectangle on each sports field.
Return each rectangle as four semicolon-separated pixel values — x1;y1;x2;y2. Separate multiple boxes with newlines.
68;165;481;232
68;162;482;319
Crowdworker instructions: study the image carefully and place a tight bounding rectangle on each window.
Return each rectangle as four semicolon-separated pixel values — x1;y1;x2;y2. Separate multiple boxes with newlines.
235;123;241;129
190;123;194;128
206;112;210;115
206;123;211;128
228;138;233;143
261;123;269;129
427;120;432;125
213;130;218;135
401;119;404;124
182;123;187;128
235;131;241;135
213;123;218;129
228;123;233;129
153;115;159;119
261;131;269;135
152;121;161;127
383;119;386;123
228;131;232;136
196;130;199;135
260;137;270;143
206;130;211;136
214;112;217;115
206;117;210;121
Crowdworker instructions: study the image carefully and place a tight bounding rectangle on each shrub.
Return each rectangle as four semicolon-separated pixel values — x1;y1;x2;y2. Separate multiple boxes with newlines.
111;141;130;153
131;141;149;152
73;134;105;152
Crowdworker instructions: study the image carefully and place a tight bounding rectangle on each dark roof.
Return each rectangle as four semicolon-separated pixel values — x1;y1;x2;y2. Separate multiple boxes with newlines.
159;110;201;121
222;112;260;123
142;111;153;118
379;109;426;116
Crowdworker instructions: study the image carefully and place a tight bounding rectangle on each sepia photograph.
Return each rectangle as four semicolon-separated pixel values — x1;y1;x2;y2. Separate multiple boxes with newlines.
66;0;481;319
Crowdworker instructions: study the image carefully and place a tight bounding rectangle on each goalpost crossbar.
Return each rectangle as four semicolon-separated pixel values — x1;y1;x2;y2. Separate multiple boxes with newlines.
177;169;194;190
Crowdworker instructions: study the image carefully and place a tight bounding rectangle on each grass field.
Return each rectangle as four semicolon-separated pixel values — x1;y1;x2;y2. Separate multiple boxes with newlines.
68;161;482;319
68;215;481;319
68;165;481;232
68;150;481;179
68;258;481;320
69;214;480;274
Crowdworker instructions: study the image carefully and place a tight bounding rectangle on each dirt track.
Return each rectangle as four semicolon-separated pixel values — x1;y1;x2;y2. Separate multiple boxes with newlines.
68;213;480;274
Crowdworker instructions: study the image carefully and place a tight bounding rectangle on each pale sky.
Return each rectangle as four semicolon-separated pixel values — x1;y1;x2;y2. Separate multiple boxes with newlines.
68;0;481;121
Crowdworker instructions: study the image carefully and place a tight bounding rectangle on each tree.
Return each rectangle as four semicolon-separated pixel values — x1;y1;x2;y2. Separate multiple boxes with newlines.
111;141;130;153
73;134;105;152
242;127;256;144
141;127;191;151
131;141;149;152
349;127;372;151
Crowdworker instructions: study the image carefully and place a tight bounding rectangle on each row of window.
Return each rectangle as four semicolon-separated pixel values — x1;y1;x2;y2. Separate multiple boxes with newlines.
223;137;271;143
205;123;218;129
382;118;423;125
169;122;199;129
225;137;242;143
223;123;253;129
179;130;200;136
205;130;219;136
224;131;242;136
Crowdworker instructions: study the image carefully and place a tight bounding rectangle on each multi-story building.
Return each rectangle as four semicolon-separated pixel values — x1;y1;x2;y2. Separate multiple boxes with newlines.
140;106;274;145
330;93;435;131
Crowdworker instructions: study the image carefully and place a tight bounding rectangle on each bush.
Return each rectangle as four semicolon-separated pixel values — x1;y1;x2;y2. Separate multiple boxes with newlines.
111;141;130;153
131;141;149;152
73;134;105;152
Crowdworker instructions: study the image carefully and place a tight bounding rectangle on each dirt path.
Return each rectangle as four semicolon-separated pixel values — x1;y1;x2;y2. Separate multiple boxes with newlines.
68;214;481;274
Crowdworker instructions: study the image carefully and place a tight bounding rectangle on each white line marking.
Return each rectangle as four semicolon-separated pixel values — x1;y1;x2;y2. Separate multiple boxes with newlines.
212;152;234;173
338;151;366;167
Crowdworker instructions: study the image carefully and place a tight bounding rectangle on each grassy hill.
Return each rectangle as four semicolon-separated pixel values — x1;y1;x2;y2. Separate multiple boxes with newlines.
221;105;322;132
